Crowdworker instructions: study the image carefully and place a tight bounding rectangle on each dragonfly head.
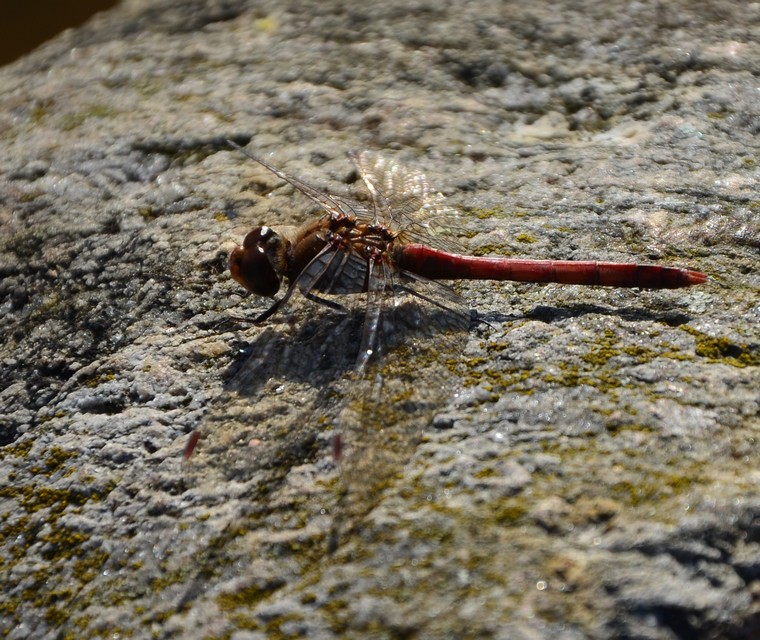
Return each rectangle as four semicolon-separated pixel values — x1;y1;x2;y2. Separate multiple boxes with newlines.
229;226;289;297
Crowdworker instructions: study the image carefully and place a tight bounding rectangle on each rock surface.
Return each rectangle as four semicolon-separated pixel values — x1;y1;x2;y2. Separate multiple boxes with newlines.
1;0;758;638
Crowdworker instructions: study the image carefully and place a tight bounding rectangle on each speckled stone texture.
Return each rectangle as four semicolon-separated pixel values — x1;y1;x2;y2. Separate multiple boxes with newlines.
1;0;758;638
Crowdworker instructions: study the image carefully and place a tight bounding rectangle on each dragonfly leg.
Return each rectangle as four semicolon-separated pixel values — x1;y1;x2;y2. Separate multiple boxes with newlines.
253;297;287;323
304;291;349;314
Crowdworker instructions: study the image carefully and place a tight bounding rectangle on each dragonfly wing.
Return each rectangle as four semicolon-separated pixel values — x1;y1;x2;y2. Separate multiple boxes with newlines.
349;150;465;253
325;256;472;544
231;141;374;222
296;245;372;297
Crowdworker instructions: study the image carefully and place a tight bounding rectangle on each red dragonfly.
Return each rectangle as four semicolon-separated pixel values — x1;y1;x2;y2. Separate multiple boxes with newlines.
227;142;706;373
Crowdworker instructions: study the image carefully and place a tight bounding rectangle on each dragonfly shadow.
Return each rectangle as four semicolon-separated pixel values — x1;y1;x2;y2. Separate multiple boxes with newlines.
223;291;473;401
481;302;695;327
197;293;470;505
223;309;366;399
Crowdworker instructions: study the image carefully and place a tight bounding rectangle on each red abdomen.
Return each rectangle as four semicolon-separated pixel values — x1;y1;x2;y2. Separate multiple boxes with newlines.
395;244;707;289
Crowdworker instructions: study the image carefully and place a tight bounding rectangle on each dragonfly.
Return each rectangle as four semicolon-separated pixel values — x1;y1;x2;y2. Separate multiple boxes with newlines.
226;143;705;365
188;142;706;543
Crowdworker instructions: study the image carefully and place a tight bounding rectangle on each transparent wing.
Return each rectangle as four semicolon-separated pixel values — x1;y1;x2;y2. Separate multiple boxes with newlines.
328;262;470;544
233;142;466;254
230;140;376;223
349;150;466;253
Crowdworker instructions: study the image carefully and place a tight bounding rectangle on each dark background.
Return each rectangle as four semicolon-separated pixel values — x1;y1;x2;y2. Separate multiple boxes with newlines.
0;0;119;66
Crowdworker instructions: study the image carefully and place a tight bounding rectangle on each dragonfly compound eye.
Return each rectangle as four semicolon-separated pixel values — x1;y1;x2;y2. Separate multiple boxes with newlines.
229;226;284;297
